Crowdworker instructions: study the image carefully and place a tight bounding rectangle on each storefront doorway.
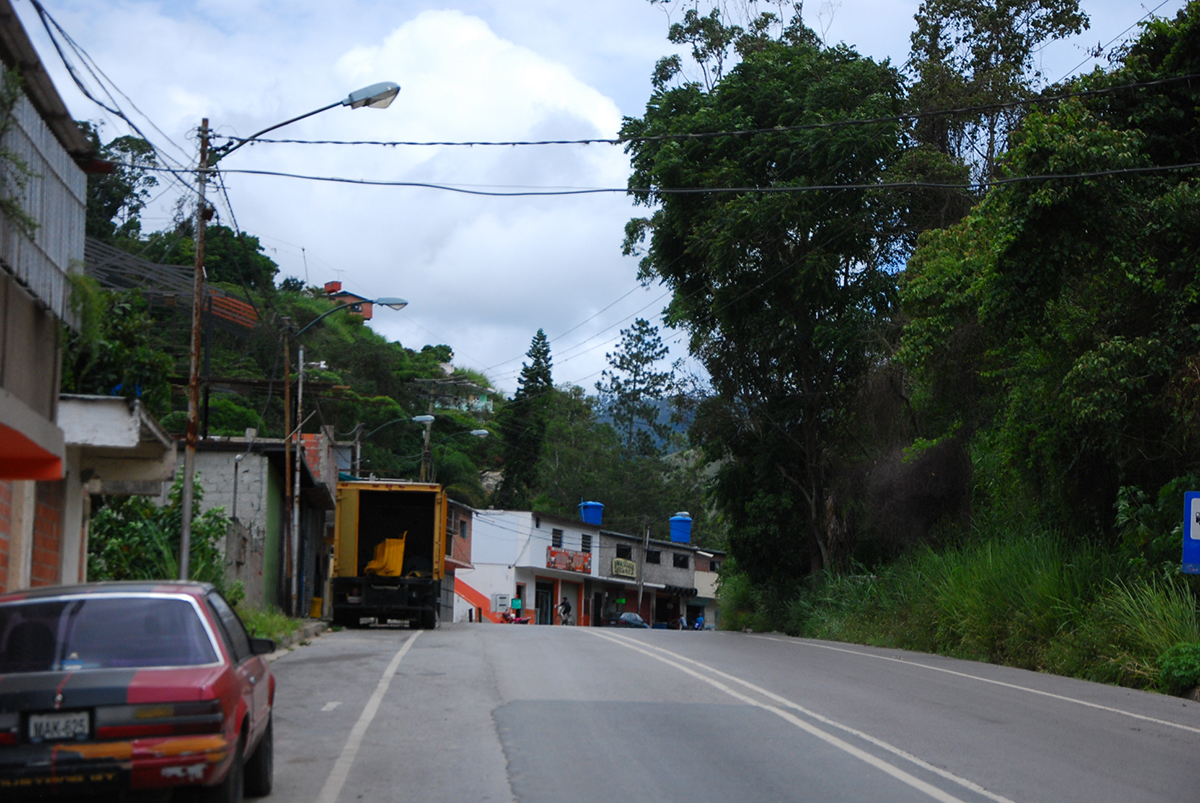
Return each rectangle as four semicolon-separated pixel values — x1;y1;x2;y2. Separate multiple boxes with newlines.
535;581;554;625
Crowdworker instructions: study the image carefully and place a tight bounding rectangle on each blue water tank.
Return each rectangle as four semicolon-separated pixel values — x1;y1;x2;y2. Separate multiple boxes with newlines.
579;501;604;526
669;512;692;543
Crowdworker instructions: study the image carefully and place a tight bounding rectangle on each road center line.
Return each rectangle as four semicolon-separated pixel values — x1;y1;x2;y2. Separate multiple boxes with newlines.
587;630;976;803
753;635;1200;736
314;632;422;803
597;631;1015;803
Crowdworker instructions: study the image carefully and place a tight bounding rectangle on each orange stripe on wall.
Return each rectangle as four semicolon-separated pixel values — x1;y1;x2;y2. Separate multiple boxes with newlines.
454;578;503;623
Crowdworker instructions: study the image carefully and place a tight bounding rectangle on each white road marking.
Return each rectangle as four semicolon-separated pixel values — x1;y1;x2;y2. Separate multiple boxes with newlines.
588;629;979;803
321;702;342;712
755;635;1200;736
314;632;422;803
604;632;1017;803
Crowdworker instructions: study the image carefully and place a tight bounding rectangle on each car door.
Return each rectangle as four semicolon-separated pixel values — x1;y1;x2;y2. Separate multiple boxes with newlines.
206;593;269;746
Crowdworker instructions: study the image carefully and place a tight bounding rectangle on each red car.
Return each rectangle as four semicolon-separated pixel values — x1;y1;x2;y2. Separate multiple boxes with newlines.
0;581;275;801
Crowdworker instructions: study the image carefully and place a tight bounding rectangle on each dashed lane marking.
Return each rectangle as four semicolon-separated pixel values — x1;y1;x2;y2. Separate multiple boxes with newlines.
314;632;421;803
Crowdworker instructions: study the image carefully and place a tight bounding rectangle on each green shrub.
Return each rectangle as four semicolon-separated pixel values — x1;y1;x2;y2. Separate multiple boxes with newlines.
88;472;232;596
1158;643;1200;694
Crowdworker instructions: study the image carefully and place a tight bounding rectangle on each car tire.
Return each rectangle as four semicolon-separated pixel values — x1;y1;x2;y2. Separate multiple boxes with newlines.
243;715;273;797
195;733;244;803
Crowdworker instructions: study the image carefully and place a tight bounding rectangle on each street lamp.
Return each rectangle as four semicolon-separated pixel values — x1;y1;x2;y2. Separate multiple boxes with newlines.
284;296;407;616
352;414;434;477
179;81;401;582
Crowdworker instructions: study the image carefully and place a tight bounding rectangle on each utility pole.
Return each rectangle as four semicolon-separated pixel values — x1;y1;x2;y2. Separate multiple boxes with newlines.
291;344;305;616
419;399;434;482
636;518;650;622
180;118;210;581
282;328;292;610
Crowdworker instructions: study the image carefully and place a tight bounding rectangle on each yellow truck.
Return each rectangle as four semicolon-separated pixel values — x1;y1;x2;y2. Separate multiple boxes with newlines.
332;480;447;629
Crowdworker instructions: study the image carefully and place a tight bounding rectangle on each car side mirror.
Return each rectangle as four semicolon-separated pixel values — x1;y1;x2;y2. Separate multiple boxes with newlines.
250;637;276;656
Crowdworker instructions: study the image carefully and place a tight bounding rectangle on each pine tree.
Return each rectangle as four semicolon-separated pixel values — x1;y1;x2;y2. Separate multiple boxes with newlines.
494;330;553;508
596;318;675;458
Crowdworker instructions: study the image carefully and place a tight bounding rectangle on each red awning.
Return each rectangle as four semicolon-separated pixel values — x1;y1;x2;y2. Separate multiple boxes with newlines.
0;422;63;480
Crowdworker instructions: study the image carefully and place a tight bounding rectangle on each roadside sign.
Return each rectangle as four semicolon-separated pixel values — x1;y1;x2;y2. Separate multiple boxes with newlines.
1184;492;1200;574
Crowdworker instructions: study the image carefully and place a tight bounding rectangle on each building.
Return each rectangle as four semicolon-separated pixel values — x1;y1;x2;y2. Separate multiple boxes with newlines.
441;499;474;622
322;281;374;320
454;510;600;625
190;429;338;614
0;0;100;590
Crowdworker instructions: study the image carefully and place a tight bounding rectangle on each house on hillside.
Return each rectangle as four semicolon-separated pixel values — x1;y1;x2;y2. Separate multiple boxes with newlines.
0;0;105;591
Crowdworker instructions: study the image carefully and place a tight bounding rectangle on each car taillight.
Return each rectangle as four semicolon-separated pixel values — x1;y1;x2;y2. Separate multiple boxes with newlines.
0;713;16;745
95;700;223;739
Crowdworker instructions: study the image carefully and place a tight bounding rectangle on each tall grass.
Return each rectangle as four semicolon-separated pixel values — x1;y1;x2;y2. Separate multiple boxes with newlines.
720;527;1200;692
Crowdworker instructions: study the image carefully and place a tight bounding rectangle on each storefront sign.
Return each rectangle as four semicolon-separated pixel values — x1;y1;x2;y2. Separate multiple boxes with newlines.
547;546;592;574
612;557;637;579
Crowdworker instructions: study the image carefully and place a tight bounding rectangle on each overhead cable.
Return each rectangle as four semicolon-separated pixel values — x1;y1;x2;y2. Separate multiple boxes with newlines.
208;72;1200;151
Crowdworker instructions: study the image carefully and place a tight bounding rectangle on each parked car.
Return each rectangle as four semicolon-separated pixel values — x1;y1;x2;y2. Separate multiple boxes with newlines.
613;612;650;628
0;581;275;801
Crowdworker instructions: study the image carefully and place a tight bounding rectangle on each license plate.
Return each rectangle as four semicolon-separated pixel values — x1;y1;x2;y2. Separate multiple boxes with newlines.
28;711;89;742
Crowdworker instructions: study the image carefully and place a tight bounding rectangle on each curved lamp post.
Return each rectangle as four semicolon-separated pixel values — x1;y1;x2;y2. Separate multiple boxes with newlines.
352;414;434;477
179;81;401;583
284;296;407;615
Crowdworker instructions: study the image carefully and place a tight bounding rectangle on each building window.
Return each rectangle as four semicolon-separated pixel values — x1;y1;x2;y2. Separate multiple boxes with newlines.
673;553;689;569
581;534;592;553
709;560;722;571
646;550;661;565
552;528;563;548
616;544;632;560
445;521;454;555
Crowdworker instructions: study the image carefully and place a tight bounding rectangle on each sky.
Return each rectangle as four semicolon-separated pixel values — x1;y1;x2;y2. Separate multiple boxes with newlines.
15;0;1188;394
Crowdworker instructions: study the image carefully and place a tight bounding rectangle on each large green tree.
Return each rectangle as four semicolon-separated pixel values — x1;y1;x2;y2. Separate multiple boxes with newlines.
899;4;1200;534
494;330;554;509
596;318;676;457
907;0;1088;181
624;12;906;582
80;122;159;243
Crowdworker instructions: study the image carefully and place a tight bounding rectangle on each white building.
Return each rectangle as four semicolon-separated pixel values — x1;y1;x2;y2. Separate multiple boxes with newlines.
453;510;600;625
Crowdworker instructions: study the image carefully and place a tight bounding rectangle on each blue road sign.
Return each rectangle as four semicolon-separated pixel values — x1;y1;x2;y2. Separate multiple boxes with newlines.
1184;492;1200;574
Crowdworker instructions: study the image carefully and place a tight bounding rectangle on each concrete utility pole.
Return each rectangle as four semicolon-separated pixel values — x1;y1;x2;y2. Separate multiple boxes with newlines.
636;519;650;621
179;118;210;581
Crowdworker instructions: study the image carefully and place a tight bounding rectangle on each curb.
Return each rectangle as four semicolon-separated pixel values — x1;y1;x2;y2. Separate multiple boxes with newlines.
265;619;329;662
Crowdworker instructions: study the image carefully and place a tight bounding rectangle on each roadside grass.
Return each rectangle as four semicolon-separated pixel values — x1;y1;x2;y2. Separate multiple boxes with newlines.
720;526;1200;694
237;605;302;643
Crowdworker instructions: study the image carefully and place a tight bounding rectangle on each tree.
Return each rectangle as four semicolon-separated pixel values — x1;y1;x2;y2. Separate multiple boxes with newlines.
596;318;676;457
79;122;159;243
493;330;554;508
139;224;279;291
899;3;1200;535
61;278;174;415
623;13;906;582
906;0;1088;181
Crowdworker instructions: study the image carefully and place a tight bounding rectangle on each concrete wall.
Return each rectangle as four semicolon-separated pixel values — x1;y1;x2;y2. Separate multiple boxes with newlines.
191;450;281;610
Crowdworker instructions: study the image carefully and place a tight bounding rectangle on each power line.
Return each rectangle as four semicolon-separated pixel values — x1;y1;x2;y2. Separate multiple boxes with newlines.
121;159;1200;197
208;72;1200;151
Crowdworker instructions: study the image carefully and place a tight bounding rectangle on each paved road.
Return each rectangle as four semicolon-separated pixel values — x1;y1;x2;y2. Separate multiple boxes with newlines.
266;623;1200;803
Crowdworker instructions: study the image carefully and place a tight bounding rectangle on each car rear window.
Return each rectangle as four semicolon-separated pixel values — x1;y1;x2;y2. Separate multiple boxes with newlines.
0;596;218;673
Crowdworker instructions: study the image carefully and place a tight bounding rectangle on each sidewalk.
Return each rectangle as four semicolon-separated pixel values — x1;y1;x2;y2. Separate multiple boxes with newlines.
265;618;328;662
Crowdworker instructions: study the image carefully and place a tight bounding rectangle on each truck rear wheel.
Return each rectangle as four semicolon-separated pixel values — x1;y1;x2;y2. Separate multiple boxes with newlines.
419;610;438;629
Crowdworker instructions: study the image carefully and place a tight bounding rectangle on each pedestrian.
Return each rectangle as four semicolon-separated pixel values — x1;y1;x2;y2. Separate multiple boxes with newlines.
679;613;688;630
695;614;704;630
558;596;573;626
